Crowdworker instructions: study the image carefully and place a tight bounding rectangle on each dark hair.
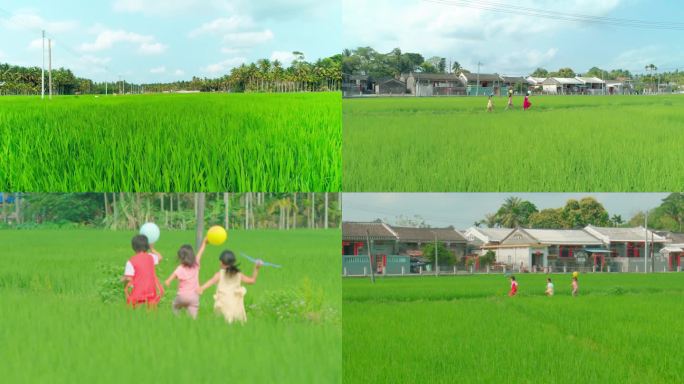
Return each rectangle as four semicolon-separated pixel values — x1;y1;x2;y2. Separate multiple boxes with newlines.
219;250;240;275
547;278;552;282
177;244;196;267
510;276;516;281
132;235;150;252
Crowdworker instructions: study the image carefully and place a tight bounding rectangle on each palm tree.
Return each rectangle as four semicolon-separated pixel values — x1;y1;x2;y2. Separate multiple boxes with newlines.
610;214;623;227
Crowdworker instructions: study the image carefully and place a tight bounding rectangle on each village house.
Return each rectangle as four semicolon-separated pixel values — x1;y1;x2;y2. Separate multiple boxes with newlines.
584;225;668;272
390;225;467;260
499;75;526;94
375;78;407;95
490;228;604;271
463;227;513;256
404;73;465;96
576;76;605;94
542;77;583;94
459;72;501;95
341;221;404;275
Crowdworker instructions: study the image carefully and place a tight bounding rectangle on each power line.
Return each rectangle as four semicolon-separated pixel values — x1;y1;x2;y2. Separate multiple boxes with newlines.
422;0;684;30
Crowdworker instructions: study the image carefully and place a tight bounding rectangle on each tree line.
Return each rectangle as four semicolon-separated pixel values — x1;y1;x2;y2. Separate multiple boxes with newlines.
0;193;341;231
343;46;684;88
0;52;342;96
475;194;684;232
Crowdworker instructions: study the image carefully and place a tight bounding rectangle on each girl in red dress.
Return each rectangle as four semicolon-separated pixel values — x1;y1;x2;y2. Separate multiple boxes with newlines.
523;92;531;110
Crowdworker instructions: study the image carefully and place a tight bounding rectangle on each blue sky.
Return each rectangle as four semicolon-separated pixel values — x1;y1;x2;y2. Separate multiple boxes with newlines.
0;0;340;82
342;193;669;229
343;0;684;76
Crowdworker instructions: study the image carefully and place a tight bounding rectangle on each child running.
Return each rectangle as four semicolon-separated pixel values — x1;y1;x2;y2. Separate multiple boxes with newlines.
545;278;554;296
197;250;262;324
506;88;514;110
572;276;579;296
508;275;518;296
487;95;494;112
164;237;208;319
123;235;164;308
523;92;532;111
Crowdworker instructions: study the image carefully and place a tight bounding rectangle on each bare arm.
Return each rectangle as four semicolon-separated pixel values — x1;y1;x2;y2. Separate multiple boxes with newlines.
123;277;133;299
164;271;177;287
195;236;208;264
241;263;261;285
150;245;162;262
197;272;221;294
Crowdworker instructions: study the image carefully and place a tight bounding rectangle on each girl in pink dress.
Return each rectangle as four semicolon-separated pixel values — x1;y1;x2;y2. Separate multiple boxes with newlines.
523;94;531;110
165;236;208;319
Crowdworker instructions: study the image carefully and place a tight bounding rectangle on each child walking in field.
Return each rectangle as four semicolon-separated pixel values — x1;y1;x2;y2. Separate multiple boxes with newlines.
523;92;531;111
197;250;262;324
572;276;579;296
123;235;164;308
545;278;554;296
487;95;494;112
508;275;518;296
506;88;514;110
164;237;208;319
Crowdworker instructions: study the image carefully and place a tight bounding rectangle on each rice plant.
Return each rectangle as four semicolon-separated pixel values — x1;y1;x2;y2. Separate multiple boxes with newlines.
0;92;341;192
343;274;684;383
343;95;684;191
0;229;341;383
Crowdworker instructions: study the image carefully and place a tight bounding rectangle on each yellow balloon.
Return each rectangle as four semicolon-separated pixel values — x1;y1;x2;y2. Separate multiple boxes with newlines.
207;225;227;245
572;271;579;278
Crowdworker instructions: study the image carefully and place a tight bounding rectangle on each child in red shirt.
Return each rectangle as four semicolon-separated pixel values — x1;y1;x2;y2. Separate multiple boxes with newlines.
509;275;518;296
124;235;164;308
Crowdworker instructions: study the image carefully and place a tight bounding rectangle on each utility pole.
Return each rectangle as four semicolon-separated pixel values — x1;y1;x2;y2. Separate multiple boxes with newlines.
48;38;52;99
644;210;649;273
434;232;439;277
41;30;45;99
365;230;375;283
476;61;482;96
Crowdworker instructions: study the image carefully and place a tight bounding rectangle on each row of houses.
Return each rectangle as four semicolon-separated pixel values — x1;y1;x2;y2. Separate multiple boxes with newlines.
343;72;634;97
342;221;684;275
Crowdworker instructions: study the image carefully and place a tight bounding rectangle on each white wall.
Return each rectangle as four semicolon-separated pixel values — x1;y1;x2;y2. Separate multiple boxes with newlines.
497;247;530;268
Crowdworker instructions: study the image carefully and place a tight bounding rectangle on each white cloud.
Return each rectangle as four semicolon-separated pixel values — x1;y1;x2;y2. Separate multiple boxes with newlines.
223;29;273;47
150;66;166;73
202;57;246;74
80;29;166;55
189;16;255;37
112;0;205;14
139;42;168;54
174;69;185;76
270;51;297;67
27;38;51;51
343;0;622;72
0;11;77;33
221;47;244;54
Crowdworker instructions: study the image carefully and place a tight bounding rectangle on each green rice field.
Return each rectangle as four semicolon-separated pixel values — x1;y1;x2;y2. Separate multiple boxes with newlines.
343;274;684;383
0;229;340;383
0;92;341;192
343;95;684;191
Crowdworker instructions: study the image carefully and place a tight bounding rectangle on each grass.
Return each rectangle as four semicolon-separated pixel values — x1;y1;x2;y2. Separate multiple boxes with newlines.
343;274;684;383
0;229;341;383
343;95;684;191
0;92;341;192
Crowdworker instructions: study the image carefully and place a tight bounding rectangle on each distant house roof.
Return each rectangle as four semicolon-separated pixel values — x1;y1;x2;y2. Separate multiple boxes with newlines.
460;72;500;82
526;76;546;84
657;232;684;243
464;227;514;243
500;75;526;83
378;78;406;85
342;222;397;241
408;73;463;81
543;77;583;85
501;228;602;246
605;80;624;86
576;76;605;84
584;225;669;243
390;226;467;243
348;74;369;81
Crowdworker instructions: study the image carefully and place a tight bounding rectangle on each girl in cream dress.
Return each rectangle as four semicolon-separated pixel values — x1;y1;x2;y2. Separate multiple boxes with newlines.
198;250;261;323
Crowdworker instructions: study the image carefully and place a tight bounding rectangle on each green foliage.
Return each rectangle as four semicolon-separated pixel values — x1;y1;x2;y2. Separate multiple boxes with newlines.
529;208;565;229
0;229;341;383
421;242;454;266
480;250;496;266
0;93;341;191
344;274;684;383
344;95;684;191
560;197;609;228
